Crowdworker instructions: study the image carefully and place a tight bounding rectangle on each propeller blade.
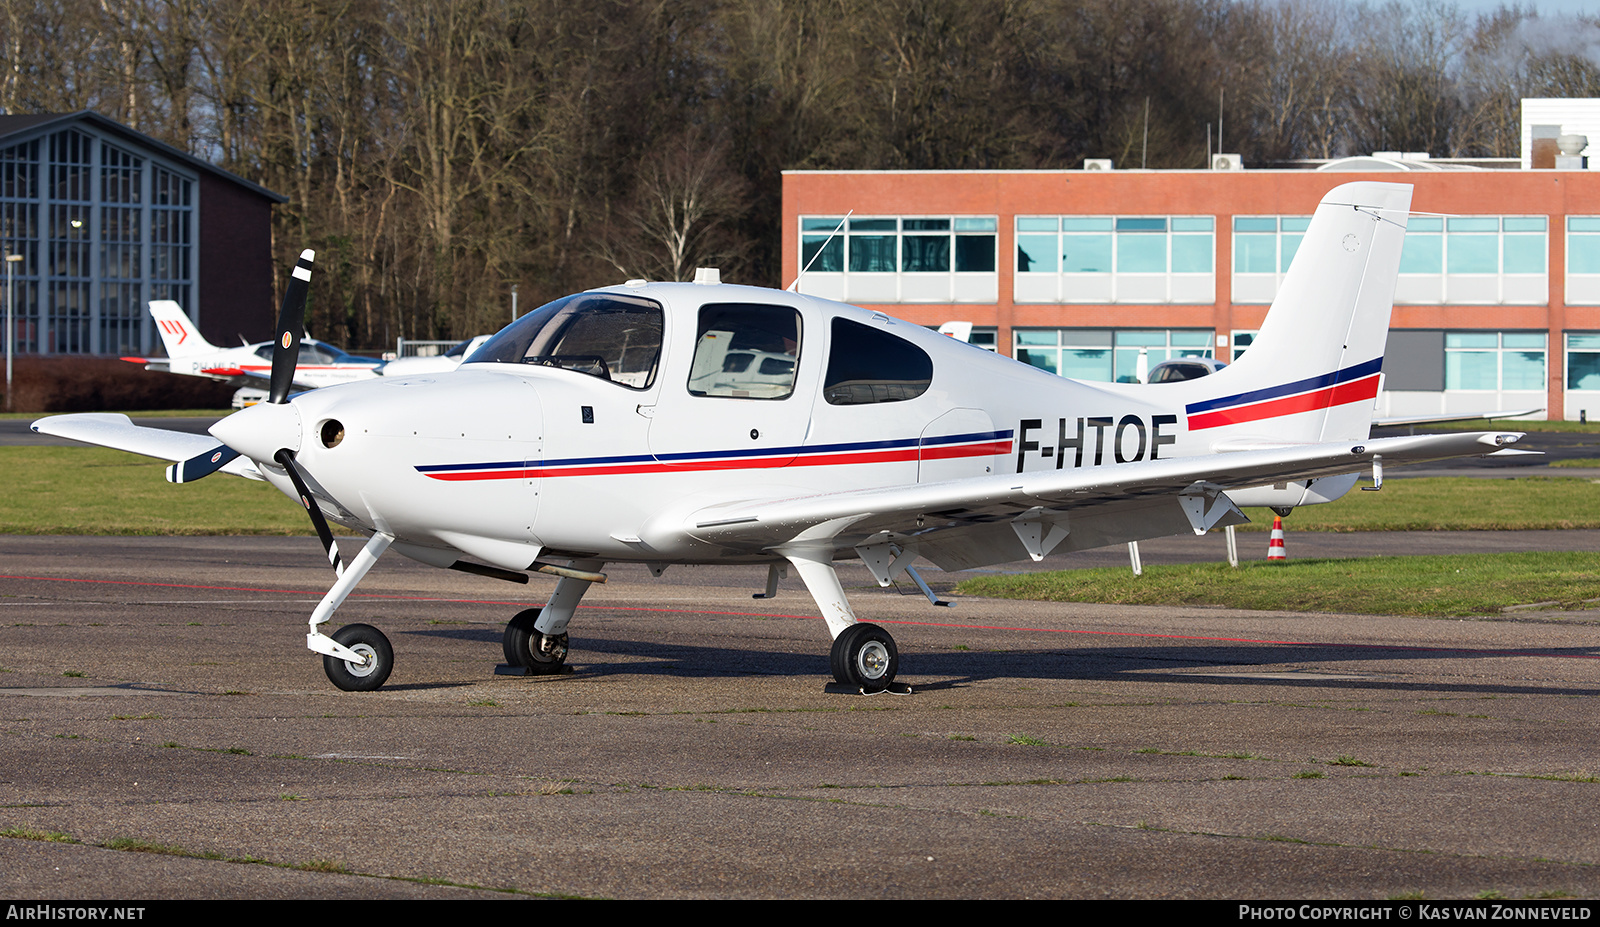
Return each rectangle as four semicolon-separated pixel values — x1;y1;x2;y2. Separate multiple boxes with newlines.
274;448;345;577
165;444;241;483
268;249;316;405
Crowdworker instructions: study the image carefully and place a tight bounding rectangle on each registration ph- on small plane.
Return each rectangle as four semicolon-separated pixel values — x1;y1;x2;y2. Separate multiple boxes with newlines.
125;300;386;395
35;182;1532;693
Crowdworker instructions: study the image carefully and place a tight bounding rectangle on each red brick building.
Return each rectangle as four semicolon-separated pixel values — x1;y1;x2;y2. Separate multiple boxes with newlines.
783;167;1600;421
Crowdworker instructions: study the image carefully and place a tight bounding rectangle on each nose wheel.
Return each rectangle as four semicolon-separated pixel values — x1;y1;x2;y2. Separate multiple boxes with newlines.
831;623;898;693
322;623;394;692
503;608;570;674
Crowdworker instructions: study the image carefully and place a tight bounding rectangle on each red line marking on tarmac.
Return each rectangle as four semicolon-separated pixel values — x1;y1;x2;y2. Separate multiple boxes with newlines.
5;573;1596;661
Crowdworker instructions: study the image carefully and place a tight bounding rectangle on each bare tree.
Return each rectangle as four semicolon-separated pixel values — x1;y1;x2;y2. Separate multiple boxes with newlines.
597;131;752;282
1344;0;1468;156
1237;0;1355;161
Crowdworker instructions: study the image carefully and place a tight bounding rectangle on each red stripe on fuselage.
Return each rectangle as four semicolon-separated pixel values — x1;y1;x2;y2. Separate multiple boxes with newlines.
1187;375;1381;430
421;439;1013;482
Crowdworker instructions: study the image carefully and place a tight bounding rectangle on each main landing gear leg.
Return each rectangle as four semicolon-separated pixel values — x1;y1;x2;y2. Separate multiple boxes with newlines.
499;559;604;677
782;549;903;695
306;532;395;691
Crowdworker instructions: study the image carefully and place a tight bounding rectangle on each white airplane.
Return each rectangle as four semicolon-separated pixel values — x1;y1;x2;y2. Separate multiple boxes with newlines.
376;335;494;378
34;182;1533;694
124;300;386;394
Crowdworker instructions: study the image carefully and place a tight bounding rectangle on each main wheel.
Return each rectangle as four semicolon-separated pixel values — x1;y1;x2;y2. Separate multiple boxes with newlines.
502;608;569;675
830;623;898;692
323;623;393;692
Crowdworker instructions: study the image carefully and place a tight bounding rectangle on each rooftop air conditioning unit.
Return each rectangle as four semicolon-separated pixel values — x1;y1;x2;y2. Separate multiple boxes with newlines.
1083;158;1113;171
1212;153;1243;171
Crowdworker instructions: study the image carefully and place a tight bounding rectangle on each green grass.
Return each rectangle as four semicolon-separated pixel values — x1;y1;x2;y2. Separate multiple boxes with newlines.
1239;477;1600;531
1;446;313;535
955;552;1600;617
4;446;1597;536
1408;418;1600;434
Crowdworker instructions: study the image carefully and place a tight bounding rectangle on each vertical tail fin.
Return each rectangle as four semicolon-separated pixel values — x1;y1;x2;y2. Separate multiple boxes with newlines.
146;301;217;358
1187;181;1412;444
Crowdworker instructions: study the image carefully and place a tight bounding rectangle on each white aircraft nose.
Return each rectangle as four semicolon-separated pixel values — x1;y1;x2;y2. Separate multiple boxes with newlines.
210;400;302;462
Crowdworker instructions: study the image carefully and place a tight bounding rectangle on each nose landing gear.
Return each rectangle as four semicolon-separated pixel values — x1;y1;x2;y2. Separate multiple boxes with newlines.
323;623;394;691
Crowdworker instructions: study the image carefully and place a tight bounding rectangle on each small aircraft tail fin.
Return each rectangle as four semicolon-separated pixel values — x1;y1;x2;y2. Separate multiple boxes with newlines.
1187;181;1412;445
147;300;217;358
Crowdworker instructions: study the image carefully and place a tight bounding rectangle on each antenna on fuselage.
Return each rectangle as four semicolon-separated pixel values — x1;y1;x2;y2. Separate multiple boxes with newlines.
787;211;852;292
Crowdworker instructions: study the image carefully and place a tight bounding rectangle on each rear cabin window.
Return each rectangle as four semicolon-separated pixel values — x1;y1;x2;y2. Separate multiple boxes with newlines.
686;303;801;399
824;318;933;405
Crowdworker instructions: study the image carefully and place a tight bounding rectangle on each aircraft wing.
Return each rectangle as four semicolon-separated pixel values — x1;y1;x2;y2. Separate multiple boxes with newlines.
121;356;173;374
31;413;265;481
1372;408;1544;427
191;366;313;393
655;431;1526;571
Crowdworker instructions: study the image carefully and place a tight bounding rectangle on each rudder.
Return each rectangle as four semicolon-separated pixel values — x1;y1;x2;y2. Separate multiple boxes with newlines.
147;301;216;358
1188;182;1412;445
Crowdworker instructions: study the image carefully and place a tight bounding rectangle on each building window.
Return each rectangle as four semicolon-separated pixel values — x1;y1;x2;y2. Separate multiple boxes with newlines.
1444;332;1546;391
1014;328;1214;383
796;216;997;304
1014;216;1214;304
1230;330;1257;362
0;138;40;353
150;166;192;310
1566;333;1600;390
1231;217;1308;304
47;131;95;355
1564;218;1600;305
1395;216;1546;305
98;143;144;356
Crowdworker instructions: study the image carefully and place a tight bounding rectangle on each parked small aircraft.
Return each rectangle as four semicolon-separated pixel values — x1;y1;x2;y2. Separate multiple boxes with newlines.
377;335;494;378
36;182;1531;693
125;300;385;394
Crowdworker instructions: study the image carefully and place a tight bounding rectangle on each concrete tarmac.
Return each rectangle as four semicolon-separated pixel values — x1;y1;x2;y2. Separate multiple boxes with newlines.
1;534;1597;899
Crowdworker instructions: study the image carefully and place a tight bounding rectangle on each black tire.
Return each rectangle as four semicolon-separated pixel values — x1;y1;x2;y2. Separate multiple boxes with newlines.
323;623;393;692
830;623;898;692
502;608;569;674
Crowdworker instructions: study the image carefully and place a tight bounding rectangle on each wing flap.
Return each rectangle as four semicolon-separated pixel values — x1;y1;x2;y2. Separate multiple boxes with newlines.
651;431;1524;561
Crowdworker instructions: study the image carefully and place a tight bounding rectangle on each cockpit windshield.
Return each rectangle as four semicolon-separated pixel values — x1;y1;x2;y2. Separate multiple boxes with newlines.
466;293;663;390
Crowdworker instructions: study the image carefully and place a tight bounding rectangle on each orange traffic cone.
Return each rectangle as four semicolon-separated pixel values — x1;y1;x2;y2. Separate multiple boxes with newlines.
1267;515;1286;561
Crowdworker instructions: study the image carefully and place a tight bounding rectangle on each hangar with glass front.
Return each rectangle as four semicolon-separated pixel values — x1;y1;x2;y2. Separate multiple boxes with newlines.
784;166;1600;421
0;111;284;358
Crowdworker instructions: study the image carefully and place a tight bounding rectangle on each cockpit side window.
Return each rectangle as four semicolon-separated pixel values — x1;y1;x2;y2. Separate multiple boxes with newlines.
467;293;663;390
1149;362;1210;383
824;317;932;405
300;343;337;365
686;303;801;400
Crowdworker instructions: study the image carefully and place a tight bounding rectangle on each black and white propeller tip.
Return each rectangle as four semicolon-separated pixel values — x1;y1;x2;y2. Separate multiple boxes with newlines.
268;249;316;405
166;445;240;483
